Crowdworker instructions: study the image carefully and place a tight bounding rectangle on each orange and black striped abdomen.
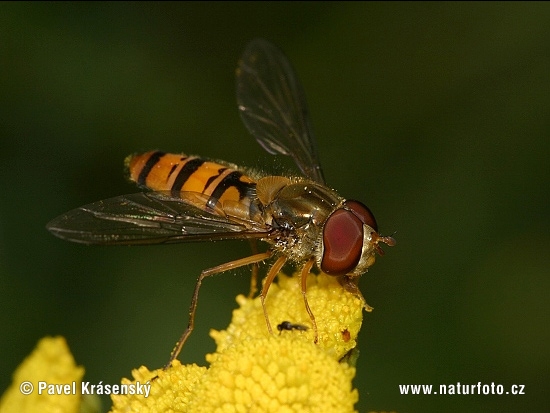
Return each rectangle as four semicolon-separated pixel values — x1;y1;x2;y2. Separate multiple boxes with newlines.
126;151;257;209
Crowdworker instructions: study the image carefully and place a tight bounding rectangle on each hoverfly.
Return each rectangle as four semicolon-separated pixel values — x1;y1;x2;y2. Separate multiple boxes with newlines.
47;39;395;368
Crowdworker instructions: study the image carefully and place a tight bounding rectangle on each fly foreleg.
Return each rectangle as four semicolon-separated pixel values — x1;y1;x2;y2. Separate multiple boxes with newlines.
300;258;318;343
259;255;287;335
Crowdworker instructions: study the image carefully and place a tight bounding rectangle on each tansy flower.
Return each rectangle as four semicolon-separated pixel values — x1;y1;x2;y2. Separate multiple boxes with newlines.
209;272;364;362
186;335;358;412
0;336;87;413
109;361;207;412
109;271;364;412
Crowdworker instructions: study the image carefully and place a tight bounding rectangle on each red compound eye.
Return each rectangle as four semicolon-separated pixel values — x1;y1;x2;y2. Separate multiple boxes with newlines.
344;200;378;231
321;208;364;275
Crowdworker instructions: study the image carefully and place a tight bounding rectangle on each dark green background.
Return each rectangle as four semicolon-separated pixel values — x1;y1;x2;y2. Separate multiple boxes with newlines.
1;2;548;412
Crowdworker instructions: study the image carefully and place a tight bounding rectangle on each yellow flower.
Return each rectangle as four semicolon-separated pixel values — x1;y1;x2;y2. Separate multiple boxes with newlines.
109;271;364;413
188;335;358;412
0;336;85;413
109;361;207;412
210;272;364;362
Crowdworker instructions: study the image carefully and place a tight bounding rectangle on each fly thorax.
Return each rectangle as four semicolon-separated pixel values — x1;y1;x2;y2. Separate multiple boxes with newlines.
267;181;342;229
263;181;342;262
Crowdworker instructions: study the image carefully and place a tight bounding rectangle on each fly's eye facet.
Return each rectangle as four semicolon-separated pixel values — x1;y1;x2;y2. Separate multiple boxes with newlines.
321;208;364;275
344;200;378;232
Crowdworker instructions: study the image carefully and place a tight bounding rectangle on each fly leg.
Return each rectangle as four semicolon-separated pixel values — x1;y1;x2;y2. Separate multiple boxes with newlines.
247;239;259;298
259;255;287;335
300;258;318;343
164;251;273;370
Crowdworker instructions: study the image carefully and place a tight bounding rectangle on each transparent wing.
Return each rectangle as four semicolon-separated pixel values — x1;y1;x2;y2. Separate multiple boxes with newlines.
236;38;325;184
46;192;269;245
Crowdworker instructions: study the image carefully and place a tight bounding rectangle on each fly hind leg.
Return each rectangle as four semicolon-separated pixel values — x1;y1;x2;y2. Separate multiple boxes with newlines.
164;251;273;370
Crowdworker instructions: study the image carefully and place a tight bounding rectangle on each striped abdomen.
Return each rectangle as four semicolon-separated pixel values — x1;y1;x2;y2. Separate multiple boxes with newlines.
126;151;257;215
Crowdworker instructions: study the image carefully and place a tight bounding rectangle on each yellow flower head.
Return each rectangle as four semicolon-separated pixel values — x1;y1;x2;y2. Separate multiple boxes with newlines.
188;335;358;412
109;361;207;412
210;271;364;362
0;336;84;413
109;271;365;412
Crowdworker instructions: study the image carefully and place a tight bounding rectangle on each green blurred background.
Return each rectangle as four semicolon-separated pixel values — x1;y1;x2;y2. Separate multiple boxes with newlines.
1;2;548;412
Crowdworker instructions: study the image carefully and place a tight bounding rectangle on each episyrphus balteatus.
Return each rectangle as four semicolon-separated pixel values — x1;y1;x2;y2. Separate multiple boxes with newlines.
47;39;396;368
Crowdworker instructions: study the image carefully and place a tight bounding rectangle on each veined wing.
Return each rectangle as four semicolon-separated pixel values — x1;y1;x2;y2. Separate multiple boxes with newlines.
46;192;269;245
236;38;325;184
